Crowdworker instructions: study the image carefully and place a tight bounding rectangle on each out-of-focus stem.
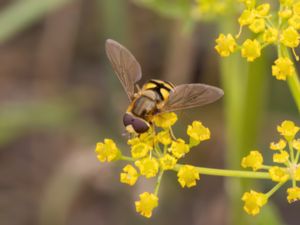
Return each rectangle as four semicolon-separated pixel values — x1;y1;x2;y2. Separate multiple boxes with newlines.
265;181;286;198
154;170;164;196
287;72;300;113
279;45;300;113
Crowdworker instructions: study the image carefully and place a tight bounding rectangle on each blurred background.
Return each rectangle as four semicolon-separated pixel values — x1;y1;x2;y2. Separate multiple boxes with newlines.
0;0;299;225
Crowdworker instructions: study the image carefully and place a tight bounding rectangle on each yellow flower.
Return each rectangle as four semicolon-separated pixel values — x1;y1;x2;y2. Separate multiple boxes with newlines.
242;190;268;216
215;34;237;57
241;150;263;171
153;112;178;129
239;0;255;9
273;150;289;163
159;154;177;170
277;120;300;141
135;192;158;218
255;3;270;17
135;158;159;178
156;130;172;146
168;138;190;158
287;187;300;203
289;15;300;29
270;139;287;150
293;139;300;151
187;121;210;144
278;8;292;19
280;26;300;48
249;18;266;33
95;139;120;162
263;28;279;44
120;164;139;186
293;1;300;15
269;166;289;182
128;130;154;147
241;39;261;62
272;57;295;81
131;142;152;159
177;165;200;188
294;166;300;180
238;9;255;26
280;0;294;7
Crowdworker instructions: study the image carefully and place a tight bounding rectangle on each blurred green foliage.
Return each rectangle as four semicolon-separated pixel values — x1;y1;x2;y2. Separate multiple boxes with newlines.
0;100;78;146
0;0;76;42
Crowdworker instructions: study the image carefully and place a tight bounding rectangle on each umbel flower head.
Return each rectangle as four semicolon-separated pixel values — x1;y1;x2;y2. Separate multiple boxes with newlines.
95;112;211;218
241;120;300;216
215;0;300;82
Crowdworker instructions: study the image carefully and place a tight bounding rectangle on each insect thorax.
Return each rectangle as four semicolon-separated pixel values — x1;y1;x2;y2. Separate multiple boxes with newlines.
128;80;174;119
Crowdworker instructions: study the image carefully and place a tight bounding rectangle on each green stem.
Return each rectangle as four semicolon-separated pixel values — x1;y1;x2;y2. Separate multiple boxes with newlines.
295;151;300;162
288;141;295;163
287;70;300;113
120;157;272;179
120;155;134;162
261;165;272;170
154;170;164;196
279;46;300;113
265;181;286;198
174;164;271;179
292;178;296;187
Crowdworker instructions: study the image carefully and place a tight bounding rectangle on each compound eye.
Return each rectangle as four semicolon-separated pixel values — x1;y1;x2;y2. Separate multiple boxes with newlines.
123;113;134;126
132;118;150;134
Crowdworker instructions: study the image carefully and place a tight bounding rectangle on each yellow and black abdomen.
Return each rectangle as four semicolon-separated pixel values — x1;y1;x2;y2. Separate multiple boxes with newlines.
142;79;174;102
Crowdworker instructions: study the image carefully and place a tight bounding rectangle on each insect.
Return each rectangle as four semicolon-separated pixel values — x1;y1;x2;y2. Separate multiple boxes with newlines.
105;39;224;134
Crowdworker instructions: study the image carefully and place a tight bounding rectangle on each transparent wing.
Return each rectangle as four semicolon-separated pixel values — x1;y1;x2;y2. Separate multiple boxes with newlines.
161;83;224;112
105;39;142;100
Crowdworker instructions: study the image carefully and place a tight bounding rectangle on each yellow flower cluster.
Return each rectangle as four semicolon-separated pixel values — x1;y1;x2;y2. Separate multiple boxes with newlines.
215;0;299;81
191;0;230;21
241;120;300;215
95;112;211;218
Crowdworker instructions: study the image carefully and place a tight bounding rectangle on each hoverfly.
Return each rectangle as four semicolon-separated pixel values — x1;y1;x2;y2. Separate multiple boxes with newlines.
105;39;224;134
